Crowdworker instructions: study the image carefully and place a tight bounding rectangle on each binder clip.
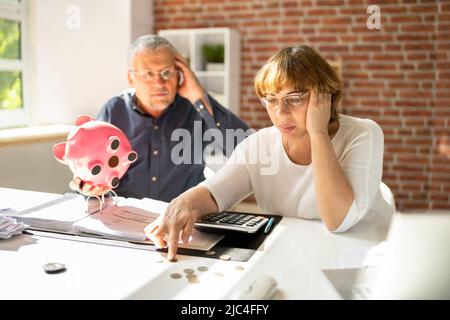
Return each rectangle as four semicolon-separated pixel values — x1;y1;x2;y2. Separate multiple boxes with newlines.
85;189;119;214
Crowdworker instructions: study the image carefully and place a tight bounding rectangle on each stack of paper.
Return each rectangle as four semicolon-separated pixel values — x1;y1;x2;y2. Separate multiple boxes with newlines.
0;216;27;239
1;193;96;233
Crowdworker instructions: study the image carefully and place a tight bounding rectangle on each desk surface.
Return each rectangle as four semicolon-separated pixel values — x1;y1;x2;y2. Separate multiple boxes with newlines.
0;187;389;300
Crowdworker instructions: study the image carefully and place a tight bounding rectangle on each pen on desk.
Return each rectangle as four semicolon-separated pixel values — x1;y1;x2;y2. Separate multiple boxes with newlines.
264;217;275;234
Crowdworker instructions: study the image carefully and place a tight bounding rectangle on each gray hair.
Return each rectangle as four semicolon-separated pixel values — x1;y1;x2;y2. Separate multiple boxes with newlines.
127;35;178;69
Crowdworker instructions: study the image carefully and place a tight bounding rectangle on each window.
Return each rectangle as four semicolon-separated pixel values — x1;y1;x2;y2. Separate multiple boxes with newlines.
0;0;28;128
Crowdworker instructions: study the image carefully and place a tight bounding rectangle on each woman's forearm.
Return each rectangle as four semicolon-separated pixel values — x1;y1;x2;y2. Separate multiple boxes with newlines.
183;186;219;220
310;133;354;231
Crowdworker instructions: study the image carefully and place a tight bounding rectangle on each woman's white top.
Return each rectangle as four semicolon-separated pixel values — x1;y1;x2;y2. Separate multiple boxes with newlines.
200;115;394;233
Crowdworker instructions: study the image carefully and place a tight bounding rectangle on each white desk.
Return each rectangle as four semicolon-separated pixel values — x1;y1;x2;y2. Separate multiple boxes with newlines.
0;187;390;300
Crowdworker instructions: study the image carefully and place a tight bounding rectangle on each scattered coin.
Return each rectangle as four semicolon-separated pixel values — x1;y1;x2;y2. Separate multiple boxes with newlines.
205;250;216;256
214;272;224;277
183;268;195;274
186;273;198;279
43;262;66;274
234;266;244;271
170;273;182;279
188;277;200;284
197;266;209;272
155;259;165;263
219;254;231;261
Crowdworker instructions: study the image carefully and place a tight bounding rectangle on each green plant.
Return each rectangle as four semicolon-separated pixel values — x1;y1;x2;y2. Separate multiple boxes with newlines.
0;18;22;110
202;44;224;63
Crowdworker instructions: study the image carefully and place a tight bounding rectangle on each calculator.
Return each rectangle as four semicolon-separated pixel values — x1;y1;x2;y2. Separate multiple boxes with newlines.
194;211;270;233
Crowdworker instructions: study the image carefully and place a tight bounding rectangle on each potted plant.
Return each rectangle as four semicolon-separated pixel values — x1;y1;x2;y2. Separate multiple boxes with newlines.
202;43;224;71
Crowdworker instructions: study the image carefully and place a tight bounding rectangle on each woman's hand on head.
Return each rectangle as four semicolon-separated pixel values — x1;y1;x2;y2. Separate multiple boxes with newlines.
306;90;332;136
144;194;200;261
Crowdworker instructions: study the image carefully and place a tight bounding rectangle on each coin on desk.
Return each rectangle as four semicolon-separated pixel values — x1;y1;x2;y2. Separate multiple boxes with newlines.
214;272;224;277
219;254;231;261
43;262;66;274
197;266;209;272
235;265;244;271
188;277;200;284
183;268;195;274
170;273;182;279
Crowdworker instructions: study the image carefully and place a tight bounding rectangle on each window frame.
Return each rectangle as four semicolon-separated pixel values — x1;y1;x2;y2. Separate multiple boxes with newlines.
0;0;30;128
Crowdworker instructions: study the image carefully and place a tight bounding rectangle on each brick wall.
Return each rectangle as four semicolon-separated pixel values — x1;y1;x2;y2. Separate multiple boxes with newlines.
154;0;450;211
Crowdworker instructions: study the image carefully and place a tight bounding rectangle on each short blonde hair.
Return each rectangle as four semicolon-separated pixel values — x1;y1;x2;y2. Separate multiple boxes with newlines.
254;45;342;121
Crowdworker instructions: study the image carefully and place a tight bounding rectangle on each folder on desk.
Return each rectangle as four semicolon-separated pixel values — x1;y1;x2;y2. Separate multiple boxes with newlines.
72;205;223;251
3;194;223;252
7;193;282;261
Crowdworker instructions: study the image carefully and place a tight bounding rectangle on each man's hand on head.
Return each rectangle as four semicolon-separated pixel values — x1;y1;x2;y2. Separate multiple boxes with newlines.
174;54;213;115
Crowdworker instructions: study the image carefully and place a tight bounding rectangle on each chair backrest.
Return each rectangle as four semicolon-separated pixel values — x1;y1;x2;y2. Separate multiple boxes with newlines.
380;181;396;212
371;212;450;299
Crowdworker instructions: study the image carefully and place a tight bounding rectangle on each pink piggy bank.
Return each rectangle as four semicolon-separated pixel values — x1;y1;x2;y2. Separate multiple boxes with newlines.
53;115;138;189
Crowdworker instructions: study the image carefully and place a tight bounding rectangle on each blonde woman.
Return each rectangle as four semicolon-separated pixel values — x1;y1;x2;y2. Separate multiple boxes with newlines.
145;45;392;261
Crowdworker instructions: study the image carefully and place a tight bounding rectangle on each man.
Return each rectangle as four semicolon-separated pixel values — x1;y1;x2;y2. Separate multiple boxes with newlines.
72;35;250;202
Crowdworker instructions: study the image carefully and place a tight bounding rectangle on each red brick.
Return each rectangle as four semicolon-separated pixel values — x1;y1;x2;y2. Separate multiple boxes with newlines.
154;0;449;210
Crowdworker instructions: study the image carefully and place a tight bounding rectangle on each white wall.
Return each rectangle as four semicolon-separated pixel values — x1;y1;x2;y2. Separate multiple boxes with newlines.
29;0;153;125
0;139;74;194
0;0;154;193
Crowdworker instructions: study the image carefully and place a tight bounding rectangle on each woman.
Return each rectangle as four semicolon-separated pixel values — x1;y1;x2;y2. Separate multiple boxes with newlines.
145;45;389;261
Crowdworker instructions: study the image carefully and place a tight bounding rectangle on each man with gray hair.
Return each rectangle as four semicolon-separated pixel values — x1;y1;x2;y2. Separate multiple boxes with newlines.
72;35;249;202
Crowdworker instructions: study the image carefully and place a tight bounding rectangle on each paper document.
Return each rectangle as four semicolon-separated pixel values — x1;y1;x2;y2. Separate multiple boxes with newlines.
0;193;95;232
0;216;28;239
73;205;224;251
0;187;68;215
